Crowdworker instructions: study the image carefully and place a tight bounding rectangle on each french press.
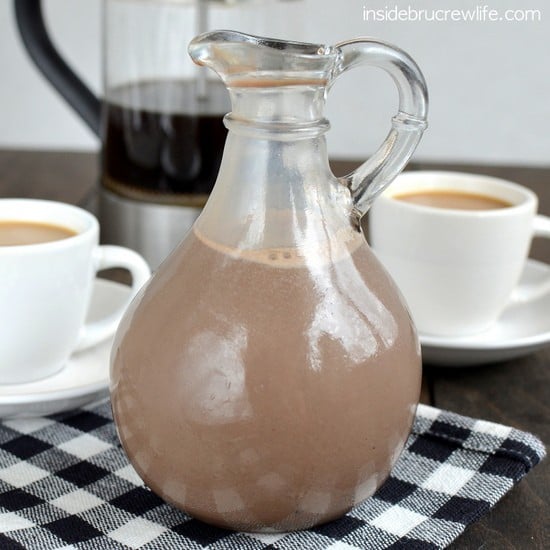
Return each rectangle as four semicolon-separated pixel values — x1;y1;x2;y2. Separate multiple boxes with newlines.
15;0;306;267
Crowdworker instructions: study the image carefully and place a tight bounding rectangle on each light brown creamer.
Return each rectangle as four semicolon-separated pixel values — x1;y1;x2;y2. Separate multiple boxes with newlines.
110;228;421;532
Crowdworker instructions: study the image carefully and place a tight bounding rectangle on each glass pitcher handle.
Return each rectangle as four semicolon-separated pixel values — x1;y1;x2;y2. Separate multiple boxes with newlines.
332;39;428;221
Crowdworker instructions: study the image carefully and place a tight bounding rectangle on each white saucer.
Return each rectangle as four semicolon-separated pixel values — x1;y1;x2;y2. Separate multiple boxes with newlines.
420;260;550;367
0;279;131;418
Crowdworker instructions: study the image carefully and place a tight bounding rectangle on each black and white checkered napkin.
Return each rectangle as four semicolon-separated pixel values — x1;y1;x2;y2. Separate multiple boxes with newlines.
0;400;545;549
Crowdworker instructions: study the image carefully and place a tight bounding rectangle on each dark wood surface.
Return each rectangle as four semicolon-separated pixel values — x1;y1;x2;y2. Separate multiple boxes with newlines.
1;149;548;549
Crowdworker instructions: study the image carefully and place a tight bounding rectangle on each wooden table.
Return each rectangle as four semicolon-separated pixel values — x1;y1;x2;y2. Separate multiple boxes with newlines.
1;150;548;549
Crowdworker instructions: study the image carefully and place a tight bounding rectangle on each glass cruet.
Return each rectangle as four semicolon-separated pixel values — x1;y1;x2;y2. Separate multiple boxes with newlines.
110;30;428;532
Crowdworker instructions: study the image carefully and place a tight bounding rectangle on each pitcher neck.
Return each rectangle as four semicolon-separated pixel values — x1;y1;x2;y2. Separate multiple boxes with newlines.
225;80;329;128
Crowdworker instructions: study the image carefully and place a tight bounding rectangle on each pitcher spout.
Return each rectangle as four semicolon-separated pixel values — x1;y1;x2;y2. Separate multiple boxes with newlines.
188;30;338;88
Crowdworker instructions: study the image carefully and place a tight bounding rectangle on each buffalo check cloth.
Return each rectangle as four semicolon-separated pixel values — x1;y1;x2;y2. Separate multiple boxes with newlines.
0;400;545;549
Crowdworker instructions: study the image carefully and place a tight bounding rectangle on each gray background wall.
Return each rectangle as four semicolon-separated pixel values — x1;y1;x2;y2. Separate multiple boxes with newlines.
1;0;548;166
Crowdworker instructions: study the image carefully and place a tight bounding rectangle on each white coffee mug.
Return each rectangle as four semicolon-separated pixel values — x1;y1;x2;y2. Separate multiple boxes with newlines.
0;199;151;384
369;172;550;336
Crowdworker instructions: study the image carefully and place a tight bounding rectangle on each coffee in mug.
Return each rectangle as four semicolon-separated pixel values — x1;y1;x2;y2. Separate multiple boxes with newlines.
0;199;151;384
369;171;550;336
394;190;512;211
0;221;77;246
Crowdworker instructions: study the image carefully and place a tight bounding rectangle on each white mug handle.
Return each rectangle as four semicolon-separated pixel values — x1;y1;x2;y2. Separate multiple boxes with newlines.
76;245;151;350
510;214;550;303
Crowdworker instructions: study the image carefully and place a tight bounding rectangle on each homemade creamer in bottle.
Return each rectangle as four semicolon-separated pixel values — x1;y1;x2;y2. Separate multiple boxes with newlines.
111;30;428;532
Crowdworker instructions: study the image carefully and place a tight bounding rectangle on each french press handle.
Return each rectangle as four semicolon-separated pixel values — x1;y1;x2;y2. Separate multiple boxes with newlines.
14;0;101;136
332;39;428;219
